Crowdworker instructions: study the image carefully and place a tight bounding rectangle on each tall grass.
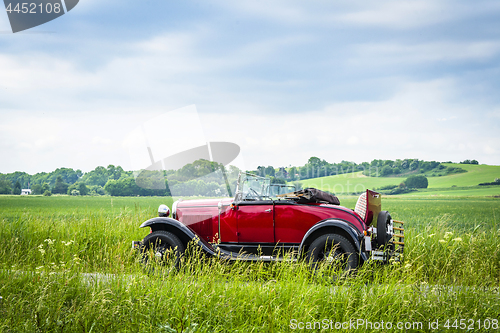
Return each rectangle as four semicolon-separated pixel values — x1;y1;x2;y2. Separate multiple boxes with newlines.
1;196;499;332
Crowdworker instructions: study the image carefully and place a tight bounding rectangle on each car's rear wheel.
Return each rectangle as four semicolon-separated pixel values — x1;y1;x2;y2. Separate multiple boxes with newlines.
141;230;185;270
306;233;358;275
377;211;393;249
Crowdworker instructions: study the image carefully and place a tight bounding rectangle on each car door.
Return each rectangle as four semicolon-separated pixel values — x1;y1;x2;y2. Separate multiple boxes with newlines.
236;201;274;243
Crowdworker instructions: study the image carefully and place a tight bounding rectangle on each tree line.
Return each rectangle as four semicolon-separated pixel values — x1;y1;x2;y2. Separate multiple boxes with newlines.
0;157;478;196
252;157;472;181
0;161;240;197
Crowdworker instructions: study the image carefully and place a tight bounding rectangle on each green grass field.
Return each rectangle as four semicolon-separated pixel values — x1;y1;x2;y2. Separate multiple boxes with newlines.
301;163;500;196
1;195;499;332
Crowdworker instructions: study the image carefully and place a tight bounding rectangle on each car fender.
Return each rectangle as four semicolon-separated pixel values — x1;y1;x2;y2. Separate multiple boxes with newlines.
298;219;368;262
140;217;217;256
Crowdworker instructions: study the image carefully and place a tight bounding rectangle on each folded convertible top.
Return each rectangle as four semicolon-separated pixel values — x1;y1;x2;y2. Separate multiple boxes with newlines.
283;188;340;205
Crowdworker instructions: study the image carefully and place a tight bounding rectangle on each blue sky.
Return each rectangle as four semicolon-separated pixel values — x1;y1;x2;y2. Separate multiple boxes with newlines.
1;0;500;174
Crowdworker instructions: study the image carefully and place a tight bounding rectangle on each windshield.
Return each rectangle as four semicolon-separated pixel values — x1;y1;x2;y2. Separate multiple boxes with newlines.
235;172;270;201
234;173;296;201
268;184;296;198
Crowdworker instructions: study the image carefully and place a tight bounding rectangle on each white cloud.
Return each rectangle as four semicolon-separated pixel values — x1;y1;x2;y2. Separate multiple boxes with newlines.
199;78;500;168
216;0;500;30
352;41;500;65
335;1;446;29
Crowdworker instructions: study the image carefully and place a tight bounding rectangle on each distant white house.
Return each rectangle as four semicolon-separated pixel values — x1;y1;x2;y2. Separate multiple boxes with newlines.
21;189;31;195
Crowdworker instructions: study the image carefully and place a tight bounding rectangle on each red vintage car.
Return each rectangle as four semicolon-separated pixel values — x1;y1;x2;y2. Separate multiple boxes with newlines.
133;172;404;271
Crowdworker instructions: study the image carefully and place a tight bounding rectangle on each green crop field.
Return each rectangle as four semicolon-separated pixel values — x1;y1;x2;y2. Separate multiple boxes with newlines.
301;163;500;197
1;195;499;332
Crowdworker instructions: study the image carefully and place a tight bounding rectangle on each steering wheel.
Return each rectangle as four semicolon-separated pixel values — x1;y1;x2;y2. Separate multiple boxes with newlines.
246;188;263;200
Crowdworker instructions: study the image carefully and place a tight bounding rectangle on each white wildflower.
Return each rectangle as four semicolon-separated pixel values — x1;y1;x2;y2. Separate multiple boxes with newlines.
405;263;412;269
44;239;55;245
444;232;453;239
428;234;435;238
35;266;44;270
452;237;462;242
439;239;446;243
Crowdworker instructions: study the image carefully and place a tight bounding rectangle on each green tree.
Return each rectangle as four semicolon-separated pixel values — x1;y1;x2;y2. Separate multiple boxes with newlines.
82;166;109;186
50;168;79;185
52;176;69;194
88;185;105;196
13;180;21;195
265;166;275;177
308;157;321;166
409;160;419;171
257;166;265;177
270;177;286;184
31;184;43;195
381;165;393;176
42;183;50;193
404;175;428;188
78;182;89;195
107;165;123;180
0;179;12;194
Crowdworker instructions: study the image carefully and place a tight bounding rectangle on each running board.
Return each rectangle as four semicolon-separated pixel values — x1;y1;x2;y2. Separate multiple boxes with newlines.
214;246;297;262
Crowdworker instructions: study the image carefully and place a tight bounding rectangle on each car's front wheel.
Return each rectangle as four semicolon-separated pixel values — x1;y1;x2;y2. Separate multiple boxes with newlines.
141;230;185;269
306;233;358;274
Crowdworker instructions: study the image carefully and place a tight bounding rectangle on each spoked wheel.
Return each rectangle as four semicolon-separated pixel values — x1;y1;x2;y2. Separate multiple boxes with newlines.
306;233;358;278
141;231;185;271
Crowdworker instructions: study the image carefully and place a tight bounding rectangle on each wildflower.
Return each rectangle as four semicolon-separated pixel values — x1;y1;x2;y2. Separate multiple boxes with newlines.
452;237;462;242
439;239;446;243
61;240;74;246
428;234;435;238
35;266;44;270
44;238;55;245
405;263;412;269
444;232;453;239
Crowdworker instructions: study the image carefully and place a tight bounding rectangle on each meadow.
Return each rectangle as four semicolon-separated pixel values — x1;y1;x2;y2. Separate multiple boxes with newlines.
1;195;499;332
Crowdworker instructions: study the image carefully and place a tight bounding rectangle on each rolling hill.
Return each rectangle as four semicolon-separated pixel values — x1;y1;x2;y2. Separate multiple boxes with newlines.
300;163;500;197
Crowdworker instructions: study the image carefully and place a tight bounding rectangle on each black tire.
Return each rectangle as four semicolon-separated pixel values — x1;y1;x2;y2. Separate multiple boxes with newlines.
141;230;185;269
306;233;358;273
377;211;392;248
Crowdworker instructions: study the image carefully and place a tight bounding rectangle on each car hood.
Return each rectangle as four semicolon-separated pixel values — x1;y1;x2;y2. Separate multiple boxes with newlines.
176;198;233;208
